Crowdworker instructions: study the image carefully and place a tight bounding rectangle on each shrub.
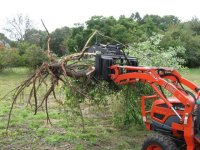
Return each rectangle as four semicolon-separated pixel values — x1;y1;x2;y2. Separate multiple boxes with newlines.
23;45;49;68
0;48;21;71
0;43;49;71
127;34;186;68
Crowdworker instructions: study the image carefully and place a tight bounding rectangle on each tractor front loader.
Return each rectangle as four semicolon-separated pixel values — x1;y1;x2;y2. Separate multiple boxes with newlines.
92;43;200;150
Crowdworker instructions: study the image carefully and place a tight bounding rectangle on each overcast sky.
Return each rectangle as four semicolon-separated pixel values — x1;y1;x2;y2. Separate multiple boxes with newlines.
0;0;200;33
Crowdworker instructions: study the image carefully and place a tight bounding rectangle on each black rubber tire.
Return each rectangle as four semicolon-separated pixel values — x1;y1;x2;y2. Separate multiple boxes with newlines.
142;134;178;150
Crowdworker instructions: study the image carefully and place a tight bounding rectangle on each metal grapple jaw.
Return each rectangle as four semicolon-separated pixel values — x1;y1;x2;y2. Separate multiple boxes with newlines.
94;54;138;80
88;43;138;80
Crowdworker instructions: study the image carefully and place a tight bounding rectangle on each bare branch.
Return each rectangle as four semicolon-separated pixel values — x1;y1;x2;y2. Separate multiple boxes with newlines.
4;14;33;41
41;19;52;60
78;30;97;59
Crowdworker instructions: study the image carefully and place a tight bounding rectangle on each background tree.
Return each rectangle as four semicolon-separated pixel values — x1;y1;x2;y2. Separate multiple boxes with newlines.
4;14;33;41
160;22;200;67
50;26;71;56
0;33;11;45
2;12;200;68
189;17;200;35
130;12;142;22
86;16;117;36
67;24;91;53
25;29;47;49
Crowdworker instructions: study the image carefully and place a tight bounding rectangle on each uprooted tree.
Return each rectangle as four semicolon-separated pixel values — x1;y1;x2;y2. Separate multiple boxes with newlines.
5;26;101;130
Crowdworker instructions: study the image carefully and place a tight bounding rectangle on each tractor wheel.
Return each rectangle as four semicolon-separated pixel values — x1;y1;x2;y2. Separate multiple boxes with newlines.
142;134;178;150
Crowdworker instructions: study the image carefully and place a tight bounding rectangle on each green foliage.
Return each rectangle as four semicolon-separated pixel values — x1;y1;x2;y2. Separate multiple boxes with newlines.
0;42;49;71
16;41;31;55
50;27;71;56
2;12;200;67
140;15;180;31
86;16;117;36
23;44;49;68
111;83;153;127
127;34;186;68
0;48;21;71
190;17;200;35
65;13;182;57
63;80;113;129
16;42;49;68
111;24;133;44
67;15;142;53
160;23;200;67
63;76;153;127
25;29;47;49
67;26;90;53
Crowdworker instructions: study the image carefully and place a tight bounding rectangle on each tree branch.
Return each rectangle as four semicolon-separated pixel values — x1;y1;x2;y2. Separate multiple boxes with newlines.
41;19;52;60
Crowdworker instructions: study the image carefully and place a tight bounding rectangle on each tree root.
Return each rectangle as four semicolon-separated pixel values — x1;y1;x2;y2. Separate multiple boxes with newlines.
6;53;95;131
5;29;98;131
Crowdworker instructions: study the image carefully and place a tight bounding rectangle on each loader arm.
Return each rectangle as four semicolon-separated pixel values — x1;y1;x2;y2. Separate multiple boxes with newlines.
110;65;200;149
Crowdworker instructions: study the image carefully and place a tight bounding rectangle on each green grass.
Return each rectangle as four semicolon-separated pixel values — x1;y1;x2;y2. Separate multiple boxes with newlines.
181;68;200;85
0;67;199;149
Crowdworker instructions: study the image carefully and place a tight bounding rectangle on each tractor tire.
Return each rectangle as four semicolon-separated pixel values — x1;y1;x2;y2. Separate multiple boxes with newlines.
142;134;178;150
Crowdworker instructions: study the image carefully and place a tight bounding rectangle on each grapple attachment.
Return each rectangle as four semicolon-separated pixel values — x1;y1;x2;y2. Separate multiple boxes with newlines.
94;54;138;80
89;43;138;80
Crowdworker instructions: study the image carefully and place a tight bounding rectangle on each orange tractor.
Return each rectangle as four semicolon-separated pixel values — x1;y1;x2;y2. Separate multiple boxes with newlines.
93;44;200;150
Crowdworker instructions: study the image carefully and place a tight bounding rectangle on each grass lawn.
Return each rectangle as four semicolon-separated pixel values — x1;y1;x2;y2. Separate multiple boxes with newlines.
181;68;200;85
0;67;199;150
